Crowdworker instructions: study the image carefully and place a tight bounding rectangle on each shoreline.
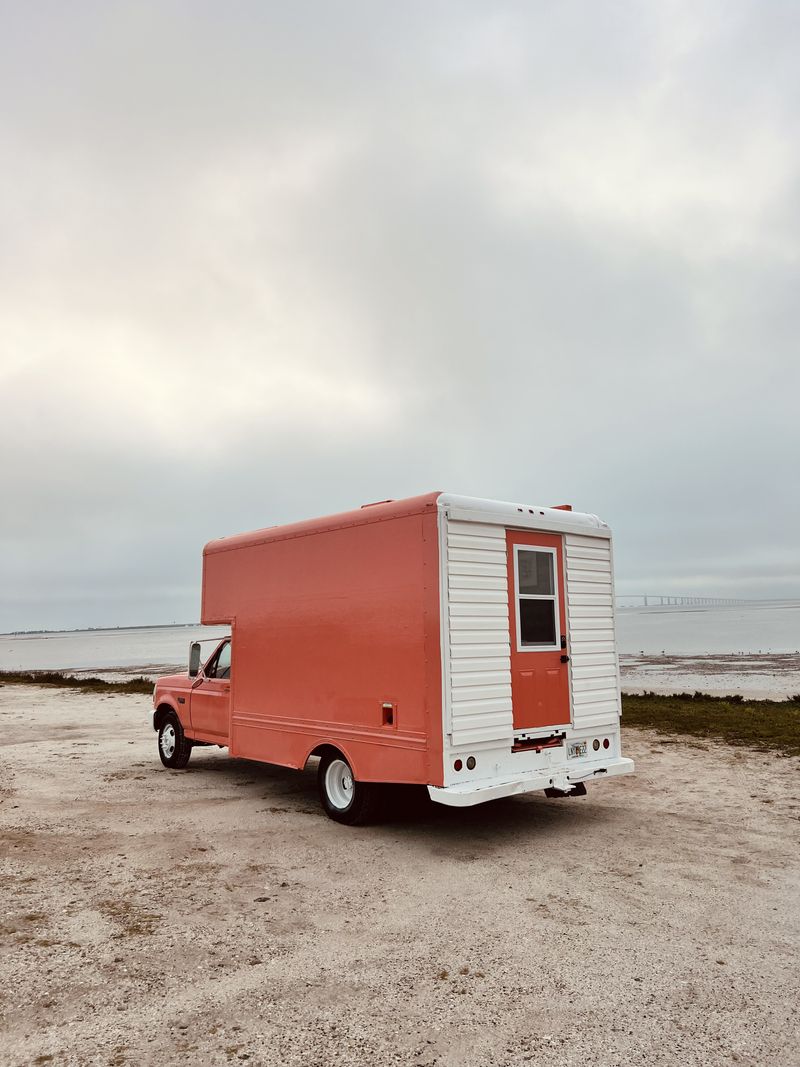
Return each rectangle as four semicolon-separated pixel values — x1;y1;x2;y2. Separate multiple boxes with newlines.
4;643;798;699
619;651;800;701
2;671;797;758
0;670;153;695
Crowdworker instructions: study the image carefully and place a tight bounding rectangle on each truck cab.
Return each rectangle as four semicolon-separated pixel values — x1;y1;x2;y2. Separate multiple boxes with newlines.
152;637;231;767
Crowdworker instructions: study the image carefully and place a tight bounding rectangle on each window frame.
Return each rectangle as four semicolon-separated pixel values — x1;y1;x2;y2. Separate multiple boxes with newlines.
204;639;230;679
513;544;561;653
215;640;231;679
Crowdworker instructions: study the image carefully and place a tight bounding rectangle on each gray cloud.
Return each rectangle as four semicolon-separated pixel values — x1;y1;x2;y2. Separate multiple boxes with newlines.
1;0;798;630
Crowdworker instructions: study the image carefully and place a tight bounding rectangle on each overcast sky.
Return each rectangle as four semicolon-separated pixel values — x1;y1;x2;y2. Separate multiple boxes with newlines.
1;0;798;631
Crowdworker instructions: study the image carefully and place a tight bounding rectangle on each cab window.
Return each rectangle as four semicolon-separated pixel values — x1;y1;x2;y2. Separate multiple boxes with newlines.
215;641;231;679
205;641;231;680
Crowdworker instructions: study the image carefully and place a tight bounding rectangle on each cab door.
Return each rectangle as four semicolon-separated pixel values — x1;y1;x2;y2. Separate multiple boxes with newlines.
506;531;570;731
189;640;231;741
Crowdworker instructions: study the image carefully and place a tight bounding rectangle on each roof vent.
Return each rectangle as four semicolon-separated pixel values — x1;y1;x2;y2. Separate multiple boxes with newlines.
361;499;395;509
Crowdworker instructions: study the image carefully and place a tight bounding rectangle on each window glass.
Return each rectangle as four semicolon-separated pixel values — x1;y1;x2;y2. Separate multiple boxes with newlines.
205;641;230;679
519;599;556;646
216;641;231;679
518;550;554;596
515;545;560;649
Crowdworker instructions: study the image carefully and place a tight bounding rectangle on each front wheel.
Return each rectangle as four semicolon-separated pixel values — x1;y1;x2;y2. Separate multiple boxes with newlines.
318;752;379;825
158;712;192;769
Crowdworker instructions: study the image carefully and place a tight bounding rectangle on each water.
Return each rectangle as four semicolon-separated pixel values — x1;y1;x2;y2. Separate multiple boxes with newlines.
616;601;800;698
617;602;800;655
0;624;230;676
2;602;798;697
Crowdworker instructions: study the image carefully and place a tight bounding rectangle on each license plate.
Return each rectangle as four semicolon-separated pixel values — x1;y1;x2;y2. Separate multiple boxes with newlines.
567;741;587;759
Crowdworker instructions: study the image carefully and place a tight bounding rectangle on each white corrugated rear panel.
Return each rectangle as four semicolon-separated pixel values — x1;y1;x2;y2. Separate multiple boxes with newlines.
442;512;621;750
564;533;621;729
445;520;514;748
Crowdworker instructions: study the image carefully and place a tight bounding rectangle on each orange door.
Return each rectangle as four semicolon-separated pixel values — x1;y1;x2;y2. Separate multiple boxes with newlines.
506;530;570;731
190;639;232;740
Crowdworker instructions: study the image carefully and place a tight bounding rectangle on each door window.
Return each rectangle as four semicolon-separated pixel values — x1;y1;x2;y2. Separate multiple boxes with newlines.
215;641;231;679
205;640;231;679
514;546;560;650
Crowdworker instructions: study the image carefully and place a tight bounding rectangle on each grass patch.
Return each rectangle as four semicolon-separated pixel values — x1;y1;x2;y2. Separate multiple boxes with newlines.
622;692;800;757
0;670;153;695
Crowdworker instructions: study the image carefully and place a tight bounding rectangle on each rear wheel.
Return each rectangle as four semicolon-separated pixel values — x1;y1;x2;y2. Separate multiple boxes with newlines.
158;712;192;769
318;752;379;825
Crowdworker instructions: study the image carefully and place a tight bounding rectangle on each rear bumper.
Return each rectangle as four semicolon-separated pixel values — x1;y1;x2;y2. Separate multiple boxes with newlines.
427;756;635;808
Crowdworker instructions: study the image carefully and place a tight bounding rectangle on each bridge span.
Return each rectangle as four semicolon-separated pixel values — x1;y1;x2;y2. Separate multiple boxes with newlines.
618;595;752;607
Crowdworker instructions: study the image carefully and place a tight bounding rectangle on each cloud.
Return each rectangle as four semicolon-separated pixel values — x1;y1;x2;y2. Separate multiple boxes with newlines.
1;0;798;630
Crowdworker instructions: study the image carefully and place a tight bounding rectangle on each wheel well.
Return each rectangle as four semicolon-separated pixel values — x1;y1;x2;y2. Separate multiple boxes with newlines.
154;704;176;732
305;743;344;769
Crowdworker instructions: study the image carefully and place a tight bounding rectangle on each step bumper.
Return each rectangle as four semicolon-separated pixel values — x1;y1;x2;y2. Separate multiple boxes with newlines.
427;756;635;808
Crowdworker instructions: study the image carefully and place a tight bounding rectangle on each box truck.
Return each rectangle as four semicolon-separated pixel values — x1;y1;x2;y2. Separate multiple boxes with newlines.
151;493;633;823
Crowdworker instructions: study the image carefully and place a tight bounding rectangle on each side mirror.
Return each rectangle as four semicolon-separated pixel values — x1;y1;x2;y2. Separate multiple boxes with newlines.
188;642;202;678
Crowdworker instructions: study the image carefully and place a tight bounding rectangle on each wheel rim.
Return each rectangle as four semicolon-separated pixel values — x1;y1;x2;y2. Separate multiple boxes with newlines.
160;723;177;759
325;759;354;810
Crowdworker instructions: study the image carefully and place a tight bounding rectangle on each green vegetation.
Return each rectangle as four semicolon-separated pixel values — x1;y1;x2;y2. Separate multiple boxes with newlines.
622;692;800;757
0;670;153;695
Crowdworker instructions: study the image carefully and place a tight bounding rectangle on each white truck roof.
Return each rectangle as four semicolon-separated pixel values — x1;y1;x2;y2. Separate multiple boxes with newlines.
437;493;610;537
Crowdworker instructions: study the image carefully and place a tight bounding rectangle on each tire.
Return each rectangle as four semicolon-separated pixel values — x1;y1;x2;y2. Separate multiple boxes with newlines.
317;752;379;825
158;712;192;769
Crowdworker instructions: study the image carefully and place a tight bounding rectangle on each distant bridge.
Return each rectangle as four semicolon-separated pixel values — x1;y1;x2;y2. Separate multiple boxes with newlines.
617;595;751;607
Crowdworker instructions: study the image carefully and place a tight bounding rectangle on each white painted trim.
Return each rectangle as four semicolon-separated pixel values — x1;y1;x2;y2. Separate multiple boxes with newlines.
512;544;561;653
439;495;611;539
428;756;634;806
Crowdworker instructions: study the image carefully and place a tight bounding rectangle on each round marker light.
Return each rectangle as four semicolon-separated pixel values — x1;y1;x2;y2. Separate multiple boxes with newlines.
454;759;463;772
603;738;610;750
592;738;600;751
466;756;476;770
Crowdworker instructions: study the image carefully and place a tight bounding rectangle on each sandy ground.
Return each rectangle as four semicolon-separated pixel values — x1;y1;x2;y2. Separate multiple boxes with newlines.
1;686;798;1067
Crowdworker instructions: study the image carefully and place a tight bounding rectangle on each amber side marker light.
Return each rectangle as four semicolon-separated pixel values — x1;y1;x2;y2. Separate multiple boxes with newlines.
454;759;463;772
466;756;476;770
592;738;600;751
